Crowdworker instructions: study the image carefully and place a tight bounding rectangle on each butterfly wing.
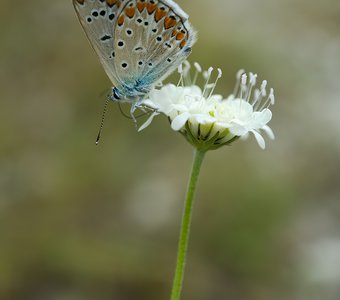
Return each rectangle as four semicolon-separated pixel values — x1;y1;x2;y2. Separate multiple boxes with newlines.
72;0;127;86
73;0;196;100
111;0;197;96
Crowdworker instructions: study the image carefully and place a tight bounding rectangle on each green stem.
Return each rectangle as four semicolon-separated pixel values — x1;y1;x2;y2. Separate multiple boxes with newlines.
170;148;206;300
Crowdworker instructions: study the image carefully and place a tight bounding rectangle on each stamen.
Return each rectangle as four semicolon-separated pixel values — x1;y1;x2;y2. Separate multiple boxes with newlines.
252;88;262;106
237;69;245;79
202;67;213;98
261;80;267;97
253;80;268;109
269;88;275;105
246;73;257;102
177;63;184;87
207;68;222;99
233;69;245;97
193;62;202;84
259;88;275;110
217;68;223;78
240;74;247;99
249;73;257;86
183;61;191;86
178;64;183;73
194;62;202;72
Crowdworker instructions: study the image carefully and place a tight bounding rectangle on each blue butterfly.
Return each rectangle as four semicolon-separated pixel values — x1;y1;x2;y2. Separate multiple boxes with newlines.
73;0;196;114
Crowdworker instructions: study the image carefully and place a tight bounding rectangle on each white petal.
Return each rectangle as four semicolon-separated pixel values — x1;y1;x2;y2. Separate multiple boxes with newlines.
195;114;215;124
251;130;266;149
240;132;250;141
171;112;191;131
251;109;272;129
229;126;248;136
262;125;275;140
172;104;190;112
185;85;203;97
138;112;159;132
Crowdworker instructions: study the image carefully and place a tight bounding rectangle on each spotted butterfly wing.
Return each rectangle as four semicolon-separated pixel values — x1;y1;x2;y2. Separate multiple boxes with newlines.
73;0;196;103
72;0;126;87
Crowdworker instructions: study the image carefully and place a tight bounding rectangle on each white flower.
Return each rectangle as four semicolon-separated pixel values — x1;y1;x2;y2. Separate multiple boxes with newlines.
140;62;275;150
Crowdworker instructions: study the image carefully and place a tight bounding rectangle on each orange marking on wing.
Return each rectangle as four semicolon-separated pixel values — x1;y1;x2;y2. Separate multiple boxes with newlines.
155;8;167;22
147;3;157;14
117;14;125;26
106;0;121;7
164;17;177;29
171;29;178;37
176;32;185;40
106;0;116;6
180;40;187;49
137;1;147;12
125;7;136;18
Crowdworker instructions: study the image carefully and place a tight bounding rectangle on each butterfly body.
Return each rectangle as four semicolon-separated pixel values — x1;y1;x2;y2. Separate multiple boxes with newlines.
73;0;196;107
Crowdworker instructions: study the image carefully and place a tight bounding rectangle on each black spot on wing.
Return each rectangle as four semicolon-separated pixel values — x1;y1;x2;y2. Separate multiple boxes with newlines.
100;34;112;41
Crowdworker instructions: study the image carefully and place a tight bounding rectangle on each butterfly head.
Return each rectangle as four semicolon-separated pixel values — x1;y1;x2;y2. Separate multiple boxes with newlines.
111;80;151;102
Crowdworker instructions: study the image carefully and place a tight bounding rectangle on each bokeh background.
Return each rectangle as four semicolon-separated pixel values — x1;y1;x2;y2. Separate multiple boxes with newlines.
1;0;340;299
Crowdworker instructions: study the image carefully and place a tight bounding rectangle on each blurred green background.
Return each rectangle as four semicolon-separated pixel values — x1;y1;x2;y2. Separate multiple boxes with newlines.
1;0;340;299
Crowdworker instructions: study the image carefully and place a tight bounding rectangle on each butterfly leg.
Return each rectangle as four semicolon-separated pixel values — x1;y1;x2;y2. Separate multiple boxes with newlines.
130;98;144;128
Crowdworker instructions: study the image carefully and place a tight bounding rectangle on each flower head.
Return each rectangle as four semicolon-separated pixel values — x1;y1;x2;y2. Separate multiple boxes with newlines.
140;62;275;151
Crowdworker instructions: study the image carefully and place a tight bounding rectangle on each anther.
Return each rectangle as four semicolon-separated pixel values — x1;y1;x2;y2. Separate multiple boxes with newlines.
194;62;202;73
217;68;222;79
236;69;245;80
269;88;275;105
249;73;257;86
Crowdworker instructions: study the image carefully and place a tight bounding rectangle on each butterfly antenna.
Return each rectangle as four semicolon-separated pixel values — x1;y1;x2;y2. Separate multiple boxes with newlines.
95;96;110;145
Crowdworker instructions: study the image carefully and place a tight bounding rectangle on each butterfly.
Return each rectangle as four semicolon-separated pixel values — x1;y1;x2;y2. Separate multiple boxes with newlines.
72;0;197;115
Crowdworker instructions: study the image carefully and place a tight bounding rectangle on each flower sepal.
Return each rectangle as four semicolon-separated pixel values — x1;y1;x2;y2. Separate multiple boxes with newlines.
180;121;240;151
